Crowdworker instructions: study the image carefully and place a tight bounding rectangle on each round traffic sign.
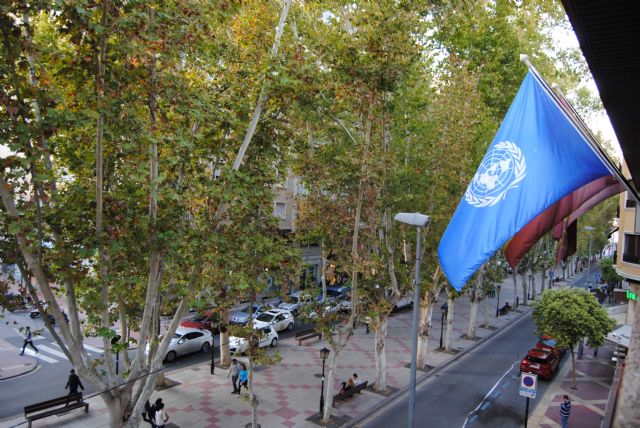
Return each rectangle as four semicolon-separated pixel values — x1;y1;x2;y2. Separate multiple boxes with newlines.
523;375;535;387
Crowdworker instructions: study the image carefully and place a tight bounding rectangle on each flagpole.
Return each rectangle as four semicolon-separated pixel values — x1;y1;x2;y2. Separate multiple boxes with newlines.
519;54;640;204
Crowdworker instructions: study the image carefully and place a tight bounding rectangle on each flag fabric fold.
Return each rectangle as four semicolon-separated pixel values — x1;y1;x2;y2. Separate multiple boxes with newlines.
504;175;623;268
438;71;611;291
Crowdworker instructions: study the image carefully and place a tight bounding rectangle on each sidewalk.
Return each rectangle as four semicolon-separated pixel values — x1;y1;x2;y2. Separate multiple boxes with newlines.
0;337;37;381
1;271;535;428
529;341;616;428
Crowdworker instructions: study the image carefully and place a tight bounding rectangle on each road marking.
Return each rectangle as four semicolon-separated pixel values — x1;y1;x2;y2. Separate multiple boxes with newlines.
39;345;68;359
83;344;103;353
462;360;519;427
22;349;58;364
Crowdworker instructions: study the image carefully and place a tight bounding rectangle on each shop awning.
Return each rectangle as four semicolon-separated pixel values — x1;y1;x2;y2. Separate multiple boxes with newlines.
607;324;631;348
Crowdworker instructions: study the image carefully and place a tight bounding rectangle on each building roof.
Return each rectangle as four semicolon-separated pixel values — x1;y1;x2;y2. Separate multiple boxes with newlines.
561;1;640;186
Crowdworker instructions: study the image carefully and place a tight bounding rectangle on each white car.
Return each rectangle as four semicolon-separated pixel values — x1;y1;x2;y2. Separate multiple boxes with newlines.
253;309;295;332
163;327;213;362
229;326;278;354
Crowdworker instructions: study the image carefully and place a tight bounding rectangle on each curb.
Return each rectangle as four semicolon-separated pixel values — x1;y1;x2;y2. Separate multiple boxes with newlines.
347;306;533;427
0;357;39;381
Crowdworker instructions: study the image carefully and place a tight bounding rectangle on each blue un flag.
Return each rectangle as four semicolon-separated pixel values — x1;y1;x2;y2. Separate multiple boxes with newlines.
438;71;610;291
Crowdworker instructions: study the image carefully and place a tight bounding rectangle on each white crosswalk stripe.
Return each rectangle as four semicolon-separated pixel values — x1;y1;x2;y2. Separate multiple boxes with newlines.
83;344;103;353
39;344;68;359
22;348;58;364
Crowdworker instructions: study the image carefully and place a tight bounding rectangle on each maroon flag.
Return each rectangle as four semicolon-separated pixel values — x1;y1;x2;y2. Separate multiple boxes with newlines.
555;219;577;264
505;175;622;267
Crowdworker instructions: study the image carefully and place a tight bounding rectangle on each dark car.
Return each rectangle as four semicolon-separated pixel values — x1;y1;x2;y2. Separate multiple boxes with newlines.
520;348;560;380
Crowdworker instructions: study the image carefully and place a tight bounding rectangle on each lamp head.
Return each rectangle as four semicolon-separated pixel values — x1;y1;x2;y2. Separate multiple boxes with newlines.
320;347;330;360
393;212;430;227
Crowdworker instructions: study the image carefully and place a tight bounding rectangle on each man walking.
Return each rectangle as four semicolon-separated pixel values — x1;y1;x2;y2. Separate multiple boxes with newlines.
228;358;240;394
65;369;84;394
65;369;85;406
20;326;38;355
560;395;572;428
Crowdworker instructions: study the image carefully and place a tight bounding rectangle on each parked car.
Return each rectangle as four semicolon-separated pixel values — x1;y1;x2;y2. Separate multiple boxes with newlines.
278;291;315;316
230;304;272;325
535;336;566;358
179;310;219;332
163;327;213;362
253;309;295;332
229;325;278;354
520;348;560;380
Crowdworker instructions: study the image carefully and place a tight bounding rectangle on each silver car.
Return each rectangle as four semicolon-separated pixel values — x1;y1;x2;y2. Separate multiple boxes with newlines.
164;327;213;362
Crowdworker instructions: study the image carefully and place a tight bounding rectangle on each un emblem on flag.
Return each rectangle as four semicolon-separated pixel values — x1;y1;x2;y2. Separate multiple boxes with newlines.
465;141;526;208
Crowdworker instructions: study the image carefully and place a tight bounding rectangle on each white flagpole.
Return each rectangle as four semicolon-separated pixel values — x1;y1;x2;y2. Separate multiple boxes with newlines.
519;54;640;204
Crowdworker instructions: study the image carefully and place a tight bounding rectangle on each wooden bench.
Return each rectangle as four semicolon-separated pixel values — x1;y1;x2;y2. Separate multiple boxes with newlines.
25;392;89;427
332;381;368;407
295;328;321;345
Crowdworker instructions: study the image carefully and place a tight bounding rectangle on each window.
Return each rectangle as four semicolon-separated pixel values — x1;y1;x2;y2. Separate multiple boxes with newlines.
275;202;286;219
623;234;640;264
626;192;636;208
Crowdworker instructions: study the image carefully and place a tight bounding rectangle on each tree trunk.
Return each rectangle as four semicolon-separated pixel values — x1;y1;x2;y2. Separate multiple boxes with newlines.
613;285;640;427
373;314;388;392
322;349;338;423
532;269;538;300
444;295;454;352
248;355;259;428
570;346;577;390
512;270;518;306
416;288;437;368
521;272;528;305
482;295;490;328
467;297;478;339
219;309;231;367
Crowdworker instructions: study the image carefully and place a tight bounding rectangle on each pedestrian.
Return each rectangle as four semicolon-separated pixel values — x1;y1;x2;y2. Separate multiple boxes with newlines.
238;363;248;394
560;395;571;428
141;399;155;427
228;358;240;394
364;316;370;334
352;373;362;386
65;369;84;394
20;326;38;355
347;374;357;389
154;402;169;428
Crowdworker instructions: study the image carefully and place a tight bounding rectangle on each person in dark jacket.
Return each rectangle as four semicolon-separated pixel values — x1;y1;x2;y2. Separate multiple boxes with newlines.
142;399;154;427
64;369;84;406
65;369;85;394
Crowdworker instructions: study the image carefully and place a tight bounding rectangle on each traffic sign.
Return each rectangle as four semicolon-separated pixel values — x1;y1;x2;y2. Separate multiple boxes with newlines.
519;373;538;398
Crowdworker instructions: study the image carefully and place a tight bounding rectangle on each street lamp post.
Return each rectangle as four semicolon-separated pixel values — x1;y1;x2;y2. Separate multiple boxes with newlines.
319;347;330;414
439;303;447;349
585;226;594;285
110;334;121;375
394;212;430;428
495;285;502;317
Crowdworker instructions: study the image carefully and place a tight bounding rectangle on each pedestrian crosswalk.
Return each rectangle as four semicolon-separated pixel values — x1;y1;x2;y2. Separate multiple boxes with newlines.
19;340;104;365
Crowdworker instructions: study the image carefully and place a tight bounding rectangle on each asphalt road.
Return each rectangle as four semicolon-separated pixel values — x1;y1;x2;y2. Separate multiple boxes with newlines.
360;313;567;428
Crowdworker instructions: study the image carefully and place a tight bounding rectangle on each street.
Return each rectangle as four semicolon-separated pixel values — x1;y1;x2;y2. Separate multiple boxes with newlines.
360;313;564;428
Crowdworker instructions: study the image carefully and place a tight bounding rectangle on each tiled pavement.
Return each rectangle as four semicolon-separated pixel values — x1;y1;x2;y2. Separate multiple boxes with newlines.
2;269;613;428
530;340;616;428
